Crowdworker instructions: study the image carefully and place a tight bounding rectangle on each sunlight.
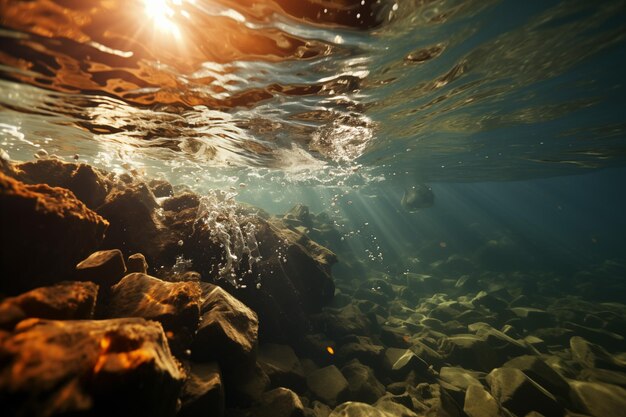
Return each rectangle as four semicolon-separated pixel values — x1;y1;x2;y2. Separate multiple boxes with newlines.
143;0;182;39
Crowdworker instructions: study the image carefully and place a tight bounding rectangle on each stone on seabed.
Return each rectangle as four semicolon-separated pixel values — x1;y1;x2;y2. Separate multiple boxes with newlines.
0;172;108;295
0;318;184;417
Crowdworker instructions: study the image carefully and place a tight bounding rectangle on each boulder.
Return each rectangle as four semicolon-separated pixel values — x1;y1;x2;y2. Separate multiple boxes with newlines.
570;336;625;371
191;286;258;372
329;402;389;417
258;343;306;391
14;159;111;209
127;253;149;274
75;249;127;287
0;281;98;329
503;355;571;401
341;359;386;403
569;380;626;417
439;335;500;372
439;367;483;391
463;384;513;417
306;365;349;407
107;273;201;349
0;172;108;294
252;387;305;417
486;367;563;417
179;361;225;417
0;318;184;417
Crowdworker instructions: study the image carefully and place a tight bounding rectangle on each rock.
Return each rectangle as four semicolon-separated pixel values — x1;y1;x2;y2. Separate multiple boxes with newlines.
179;362;225;417
97;181;165;262
578;367;626;388
306;365;349;407
410;383;462;417
312;401;332;417
283;204;312;226
191;286;258;372
319;303;377;339
14;159;111;209
149;178;174;197
569;380;626;417
564;322;624;350
228;362;270;405
439;335;500;372
336;335;385;369
258;343;306;391
329;402;389;417
510;308;555;330
375;400;420;417
0;318;184;417
503;355;571;401
107;273;201;350
75;249;127;287
252;387;305;417
341;359;386;403
570;336;625;371
384;348;431;379
463;384;513;417
472;291;508;312
0;281;98;329
439;367;483;391
127;253;149;274
0;172;108;294
486;367;564;417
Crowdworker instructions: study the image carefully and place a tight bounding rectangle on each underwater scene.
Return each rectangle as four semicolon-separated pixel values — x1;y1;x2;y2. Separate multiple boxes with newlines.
1;0;625;416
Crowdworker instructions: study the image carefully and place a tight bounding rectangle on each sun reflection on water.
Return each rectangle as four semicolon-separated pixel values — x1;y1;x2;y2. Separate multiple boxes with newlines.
144;0;183;39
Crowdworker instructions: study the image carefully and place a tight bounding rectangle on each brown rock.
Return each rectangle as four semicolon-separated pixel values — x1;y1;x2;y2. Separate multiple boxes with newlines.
179;361;225;417
0;318;184;417
191;286;258;372
0;172;108;294
107;273;201;348
127;252;149;274
0;281;98;329
76;249;127;287
14;159;111;209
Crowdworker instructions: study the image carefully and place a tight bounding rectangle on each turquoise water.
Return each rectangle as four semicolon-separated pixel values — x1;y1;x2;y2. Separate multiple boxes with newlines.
1;0;625;273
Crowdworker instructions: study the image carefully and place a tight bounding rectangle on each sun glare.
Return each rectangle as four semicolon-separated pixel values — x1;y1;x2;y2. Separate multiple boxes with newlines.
144;0;182;38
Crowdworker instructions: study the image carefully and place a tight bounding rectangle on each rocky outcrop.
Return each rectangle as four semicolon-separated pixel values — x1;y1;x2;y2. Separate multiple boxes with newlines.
0;172;108;294
0;318;184;417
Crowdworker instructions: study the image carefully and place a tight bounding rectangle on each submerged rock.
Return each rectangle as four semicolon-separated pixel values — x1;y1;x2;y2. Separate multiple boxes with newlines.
0;318;184;417
179;361;225;417
75;249;127;288
191;286;258;372
306;365;349;407
0;281;98;329
0;172;108;294
106;273;202;349
486;367;564;417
